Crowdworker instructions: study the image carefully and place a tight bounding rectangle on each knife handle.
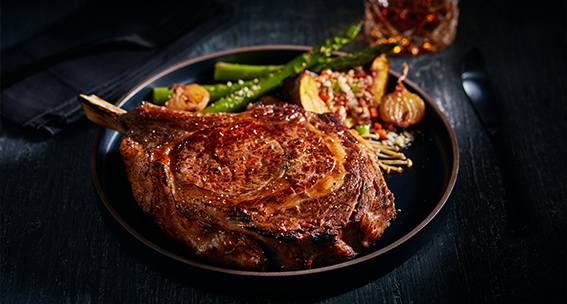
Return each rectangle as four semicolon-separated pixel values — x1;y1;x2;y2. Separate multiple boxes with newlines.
489;128;530;235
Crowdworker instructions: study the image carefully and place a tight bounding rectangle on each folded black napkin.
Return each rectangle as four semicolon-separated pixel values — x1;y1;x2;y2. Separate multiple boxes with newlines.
1;0;234;135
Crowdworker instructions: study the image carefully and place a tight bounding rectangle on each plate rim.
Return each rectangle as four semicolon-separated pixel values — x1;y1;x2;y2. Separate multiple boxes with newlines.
90;45;460;278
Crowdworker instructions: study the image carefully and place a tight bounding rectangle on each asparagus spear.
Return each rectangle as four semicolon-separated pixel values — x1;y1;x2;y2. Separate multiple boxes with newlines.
203;80;254;101
210;42;397;82
212;64;281;83
201;21;363;113
213;62;283;81
311;42;397;73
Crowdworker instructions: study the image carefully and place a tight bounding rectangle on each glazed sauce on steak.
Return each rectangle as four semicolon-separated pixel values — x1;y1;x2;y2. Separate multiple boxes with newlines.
119;101;396;270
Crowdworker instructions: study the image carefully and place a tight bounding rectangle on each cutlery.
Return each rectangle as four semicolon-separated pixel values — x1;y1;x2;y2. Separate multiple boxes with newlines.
461;47;529;236
1;4;207;90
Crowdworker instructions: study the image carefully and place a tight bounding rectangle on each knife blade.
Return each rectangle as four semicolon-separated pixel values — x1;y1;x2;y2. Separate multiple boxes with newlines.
461;47;529;236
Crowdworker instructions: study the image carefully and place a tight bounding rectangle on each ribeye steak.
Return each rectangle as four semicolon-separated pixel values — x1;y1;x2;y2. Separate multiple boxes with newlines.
79;94;396;271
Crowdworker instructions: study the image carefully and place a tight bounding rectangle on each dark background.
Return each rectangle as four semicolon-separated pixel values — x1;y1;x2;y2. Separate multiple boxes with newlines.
1;0;565;303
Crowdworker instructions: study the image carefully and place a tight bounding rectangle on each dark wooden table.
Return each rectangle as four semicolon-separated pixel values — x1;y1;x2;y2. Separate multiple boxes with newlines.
2;0;565;303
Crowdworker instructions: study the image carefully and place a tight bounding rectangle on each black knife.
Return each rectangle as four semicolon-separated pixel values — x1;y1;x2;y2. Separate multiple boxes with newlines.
461;47;529;236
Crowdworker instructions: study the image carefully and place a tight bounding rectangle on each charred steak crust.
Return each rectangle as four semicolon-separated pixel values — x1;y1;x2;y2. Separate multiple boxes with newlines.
119;102;396;270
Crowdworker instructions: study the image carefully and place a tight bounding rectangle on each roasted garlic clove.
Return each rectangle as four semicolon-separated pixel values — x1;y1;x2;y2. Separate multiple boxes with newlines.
165;83;210;112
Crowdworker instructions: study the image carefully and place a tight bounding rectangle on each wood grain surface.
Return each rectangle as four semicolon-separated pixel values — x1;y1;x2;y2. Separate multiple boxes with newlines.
1;0;565;303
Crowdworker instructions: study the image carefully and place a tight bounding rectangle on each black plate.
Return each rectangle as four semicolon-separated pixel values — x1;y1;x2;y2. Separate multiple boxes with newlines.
91;45;459;295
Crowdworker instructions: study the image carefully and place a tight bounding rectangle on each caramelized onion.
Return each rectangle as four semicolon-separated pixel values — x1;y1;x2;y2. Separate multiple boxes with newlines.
379;64;425;128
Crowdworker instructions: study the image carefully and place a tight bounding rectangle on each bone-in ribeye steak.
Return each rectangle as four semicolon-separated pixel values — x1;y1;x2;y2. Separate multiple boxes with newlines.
80;95;396;271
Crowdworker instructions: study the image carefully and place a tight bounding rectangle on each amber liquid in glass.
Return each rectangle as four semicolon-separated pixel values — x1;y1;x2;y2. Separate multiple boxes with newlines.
364;0;459;56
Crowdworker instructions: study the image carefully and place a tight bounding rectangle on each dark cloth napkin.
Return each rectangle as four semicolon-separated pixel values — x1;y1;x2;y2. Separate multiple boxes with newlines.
1;0;234;135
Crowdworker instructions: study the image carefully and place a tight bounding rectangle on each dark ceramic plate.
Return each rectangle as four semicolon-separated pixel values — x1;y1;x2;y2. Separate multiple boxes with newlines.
91;45;458;294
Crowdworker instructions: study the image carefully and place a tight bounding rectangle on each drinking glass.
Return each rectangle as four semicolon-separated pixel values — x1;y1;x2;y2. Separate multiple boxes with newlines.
363;0;460;56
